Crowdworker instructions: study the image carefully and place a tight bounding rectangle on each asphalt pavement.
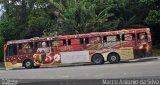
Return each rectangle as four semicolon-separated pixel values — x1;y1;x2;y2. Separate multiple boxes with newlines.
0;57;160;85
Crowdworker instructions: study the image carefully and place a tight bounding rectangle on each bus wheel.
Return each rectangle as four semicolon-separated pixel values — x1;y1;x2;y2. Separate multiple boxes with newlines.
92;54;104;64
24;59;33;69
108;53;120;64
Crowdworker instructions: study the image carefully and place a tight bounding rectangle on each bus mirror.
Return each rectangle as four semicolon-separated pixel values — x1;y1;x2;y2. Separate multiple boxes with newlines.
4;44;7;50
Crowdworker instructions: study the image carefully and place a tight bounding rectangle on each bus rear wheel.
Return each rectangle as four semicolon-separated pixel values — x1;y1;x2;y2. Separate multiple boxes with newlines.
92;54;104;64
108;53;120;64
24;60;33;69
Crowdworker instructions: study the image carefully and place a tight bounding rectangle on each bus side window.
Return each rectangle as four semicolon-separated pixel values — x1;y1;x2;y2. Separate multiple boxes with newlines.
29;43;33;48
107;35;120;42
35;42;49;48
68;39;71;45
18;44;22;49
137;32;148;40
35;42;43;48
18;43;33;54
46;41;50;47
89;37;101;44
42;41;50;48
116;35;120;41
6;44;17;56
18;43;23;54
122;34;135;41
12;44;17;55
85;38;89;44
80;38;84;44
63;39;66;45
103;36;107;42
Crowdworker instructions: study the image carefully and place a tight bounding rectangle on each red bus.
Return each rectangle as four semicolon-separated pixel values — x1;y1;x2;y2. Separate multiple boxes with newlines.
3;28;152;69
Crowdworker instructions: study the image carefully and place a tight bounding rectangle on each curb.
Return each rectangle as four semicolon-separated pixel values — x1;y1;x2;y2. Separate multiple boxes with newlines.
129;57;159;62
0;68;5;70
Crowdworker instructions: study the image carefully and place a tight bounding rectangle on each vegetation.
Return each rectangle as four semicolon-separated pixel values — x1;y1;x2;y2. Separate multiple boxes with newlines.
0;0;160;60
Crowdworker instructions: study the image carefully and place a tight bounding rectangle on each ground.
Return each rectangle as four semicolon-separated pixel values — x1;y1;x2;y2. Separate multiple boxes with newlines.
0;57;160;85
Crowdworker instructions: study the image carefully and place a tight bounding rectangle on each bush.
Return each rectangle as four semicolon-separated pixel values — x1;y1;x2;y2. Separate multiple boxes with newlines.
0;37;4;62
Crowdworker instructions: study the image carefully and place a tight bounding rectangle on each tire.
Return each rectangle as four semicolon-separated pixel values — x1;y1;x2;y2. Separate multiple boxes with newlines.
24;60;33;69
108;53;120;64
92;54;104;64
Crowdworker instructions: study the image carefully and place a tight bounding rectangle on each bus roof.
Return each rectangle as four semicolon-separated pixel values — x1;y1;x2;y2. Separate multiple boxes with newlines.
7;28;150;44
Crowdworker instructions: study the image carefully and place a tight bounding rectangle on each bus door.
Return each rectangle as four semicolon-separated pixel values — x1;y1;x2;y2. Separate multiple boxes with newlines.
5;44;18;66
121;33;136;59
136;32;149;58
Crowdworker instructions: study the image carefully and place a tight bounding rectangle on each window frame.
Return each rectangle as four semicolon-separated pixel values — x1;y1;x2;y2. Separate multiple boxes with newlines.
103;34;121;42
122;33;135;41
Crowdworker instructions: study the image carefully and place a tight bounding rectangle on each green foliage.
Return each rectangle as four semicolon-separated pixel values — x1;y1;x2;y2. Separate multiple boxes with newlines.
0;0;160;48
48;0;116;34
0;18;18;40
0;36;4;61
27;9;51;37
145;10;160;25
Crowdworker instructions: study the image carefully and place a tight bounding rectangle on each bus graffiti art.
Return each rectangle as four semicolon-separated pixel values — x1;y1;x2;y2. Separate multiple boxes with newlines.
3;28;152;69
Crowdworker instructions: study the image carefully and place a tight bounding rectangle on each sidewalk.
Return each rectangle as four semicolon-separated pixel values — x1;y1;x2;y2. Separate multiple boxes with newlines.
0;62;5;70
129;56;160;62
0;68;5;70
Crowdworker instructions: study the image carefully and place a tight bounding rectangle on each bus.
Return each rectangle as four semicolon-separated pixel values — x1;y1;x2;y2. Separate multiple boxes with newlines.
3;28;152;69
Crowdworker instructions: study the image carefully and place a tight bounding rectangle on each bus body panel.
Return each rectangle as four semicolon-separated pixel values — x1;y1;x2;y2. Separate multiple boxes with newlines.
61;51;90;64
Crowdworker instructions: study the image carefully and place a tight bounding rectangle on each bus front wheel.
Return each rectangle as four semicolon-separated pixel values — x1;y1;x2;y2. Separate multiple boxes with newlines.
23;59;33;69
91;54;104;64
108;53;120;64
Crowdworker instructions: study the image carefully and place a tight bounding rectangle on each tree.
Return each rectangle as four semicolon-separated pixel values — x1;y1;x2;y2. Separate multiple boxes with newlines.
0;36;4;61
0;0;160;48
47;0;117;35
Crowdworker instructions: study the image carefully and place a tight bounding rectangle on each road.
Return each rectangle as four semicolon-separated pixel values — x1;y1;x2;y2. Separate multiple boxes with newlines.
0;57;160;84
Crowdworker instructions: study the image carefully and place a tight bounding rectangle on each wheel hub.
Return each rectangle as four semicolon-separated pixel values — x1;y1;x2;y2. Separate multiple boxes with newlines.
111;56;116;61
26;62;31;67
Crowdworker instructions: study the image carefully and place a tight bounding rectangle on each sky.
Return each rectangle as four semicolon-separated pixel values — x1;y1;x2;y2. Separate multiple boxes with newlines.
0;4;3;17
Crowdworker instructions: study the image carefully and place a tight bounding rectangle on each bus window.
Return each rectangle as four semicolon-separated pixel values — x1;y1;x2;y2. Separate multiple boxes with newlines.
18;43;33;54
137;32;148;40
63;39;66;45
6;44;17;56
80;38;84;44
35;41;50;53
107;35;120;42
52;40;60;47
122;34;135;41
103;36;107;42
18;43;22;49
85;38;89;44
89;37;101;44
35;41;49;48
29;42;33;48
68;39;71;45
116;35;120;41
